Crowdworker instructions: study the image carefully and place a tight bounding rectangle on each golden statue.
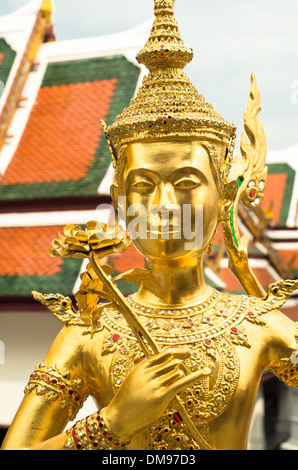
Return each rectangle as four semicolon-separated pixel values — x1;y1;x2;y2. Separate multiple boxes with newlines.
2;0;298;451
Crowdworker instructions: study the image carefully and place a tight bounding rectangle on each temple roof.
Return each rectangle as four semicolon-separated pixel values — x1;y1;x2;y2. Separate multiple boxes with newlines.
0;56;139;201
0;0;144;309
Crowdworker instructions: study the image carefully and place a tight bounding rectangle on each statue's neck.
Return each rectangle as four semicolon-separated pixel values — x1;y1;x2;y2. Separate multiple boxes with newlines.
131;254;213;307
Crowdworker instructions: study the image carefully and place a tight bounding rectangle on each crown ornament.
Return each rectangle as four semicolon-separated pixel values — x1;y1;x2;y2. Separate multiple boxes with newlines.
102;0;236;165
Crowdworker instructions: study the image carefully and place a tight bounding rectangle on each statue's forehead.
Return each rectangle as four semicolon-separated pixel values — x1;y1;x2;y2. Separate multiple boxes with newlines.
124;140;210;169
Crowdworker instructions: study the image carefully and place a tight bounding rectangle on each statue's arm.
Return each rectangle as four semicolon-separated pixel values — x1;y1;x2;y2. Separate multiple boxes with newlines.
1;324;127;450
265;311;298;387
1;325;89;450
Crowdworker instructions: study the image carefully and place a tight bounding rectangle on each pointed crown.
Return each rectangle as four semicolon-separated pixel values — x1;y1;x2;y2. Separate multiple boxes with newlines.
103;0;236;164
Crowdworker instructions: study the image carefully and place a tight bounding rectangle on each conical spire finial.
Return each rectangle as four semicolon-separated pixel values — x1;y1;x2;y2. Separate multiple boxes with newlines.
103;0;236;163
41;0;53;14
136;0;193;71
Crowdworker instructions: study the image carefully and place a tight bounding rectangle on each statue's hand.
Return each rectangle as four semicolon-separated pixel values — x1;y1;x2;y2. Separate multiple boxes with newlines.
220;180;266;298
102;348;210;441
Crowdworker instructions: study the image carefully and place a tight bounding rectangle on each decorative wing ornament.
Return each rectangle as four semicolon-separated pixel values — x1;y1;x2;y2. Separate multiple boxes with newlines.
220;73;268;297
31;291;83;326
265;279;298;308
239;72;268;209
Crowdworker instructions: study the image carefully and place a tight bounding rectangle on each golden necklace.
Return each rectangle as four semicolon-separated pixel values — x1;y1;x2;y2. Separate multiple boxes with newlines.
99;289;267;449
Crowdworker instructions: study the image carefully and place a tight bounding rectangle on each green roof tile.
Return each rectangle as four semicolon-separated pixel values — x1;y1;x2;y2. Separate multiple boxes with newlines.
0;38;16;87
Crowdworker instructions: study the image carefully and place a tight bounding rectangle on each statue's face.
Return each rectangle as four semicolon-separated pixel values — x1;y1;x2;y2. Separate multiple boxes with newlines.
118;140;220;262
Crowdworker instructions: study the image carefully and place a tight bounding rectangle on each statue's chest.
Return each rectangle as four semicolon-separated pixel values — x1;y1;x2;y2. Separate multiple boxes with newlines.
98;291;266;449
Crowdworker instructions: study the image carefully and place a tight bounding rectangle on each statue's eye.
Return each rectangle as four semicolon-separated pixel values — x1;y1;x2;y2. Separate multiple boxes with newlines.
131;180;154;191
174;178;200;189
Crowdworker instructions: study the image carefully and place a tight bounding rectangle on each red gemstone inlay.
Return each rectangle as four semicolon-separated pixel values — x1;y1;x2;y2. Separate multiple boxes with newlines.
250;191;256;198
174;412;182;423
205;340;211;345
112;334;120;341
248;312;254;316
231;327;238;333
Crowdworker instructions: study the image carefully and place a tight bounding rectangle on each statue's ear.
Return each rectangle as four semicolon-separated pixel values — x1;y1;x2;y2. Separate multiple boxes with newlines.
110;182;119;210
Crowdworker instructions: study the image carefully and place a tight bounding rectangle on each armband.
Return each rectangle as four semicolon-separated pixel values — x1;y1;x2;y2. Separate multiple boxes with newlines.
267;355;298;387
267;323;298;387
64;409;130;450
24;362;88;420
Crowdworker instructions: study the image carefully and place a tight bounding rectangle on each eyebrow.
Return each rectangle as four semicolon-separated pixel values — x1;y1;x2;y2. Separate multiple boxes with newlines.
171;166;207;182
126;166;207;182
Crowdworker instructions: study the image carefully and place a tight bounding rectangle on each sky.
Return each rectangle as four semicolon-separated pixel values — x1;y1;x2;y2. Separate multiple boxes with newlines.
0;0;297;152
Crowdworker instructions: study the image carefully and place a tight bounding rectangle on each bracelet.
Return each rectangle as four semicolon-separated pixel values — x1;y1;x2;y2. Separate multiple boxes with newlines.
24;362;88;420
64;410;130;450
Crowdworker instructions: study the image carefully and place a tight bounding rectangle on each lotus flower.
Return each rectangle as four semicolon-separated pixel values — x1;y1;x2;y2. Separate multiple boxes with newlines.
49;221;131;259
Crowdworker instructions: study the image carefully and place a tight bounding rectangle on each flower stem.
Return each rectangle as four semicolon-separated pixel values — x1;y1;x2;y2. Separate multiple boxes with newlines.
89;252;159;357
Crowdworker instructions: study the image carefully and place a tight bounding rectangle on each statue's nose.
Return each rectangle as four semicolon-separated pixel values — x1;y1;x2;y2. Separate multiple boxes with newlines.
153;182;177;209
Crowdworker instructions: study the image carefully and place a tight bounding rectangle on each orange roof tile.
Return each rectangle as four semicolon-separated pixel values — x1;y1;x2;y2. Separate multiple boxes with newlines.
0;226;64;276
111;244;145;273
1;78;117;185
261;173;287;224
221;267;276;292
281;306;298;322
274;248;298;269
